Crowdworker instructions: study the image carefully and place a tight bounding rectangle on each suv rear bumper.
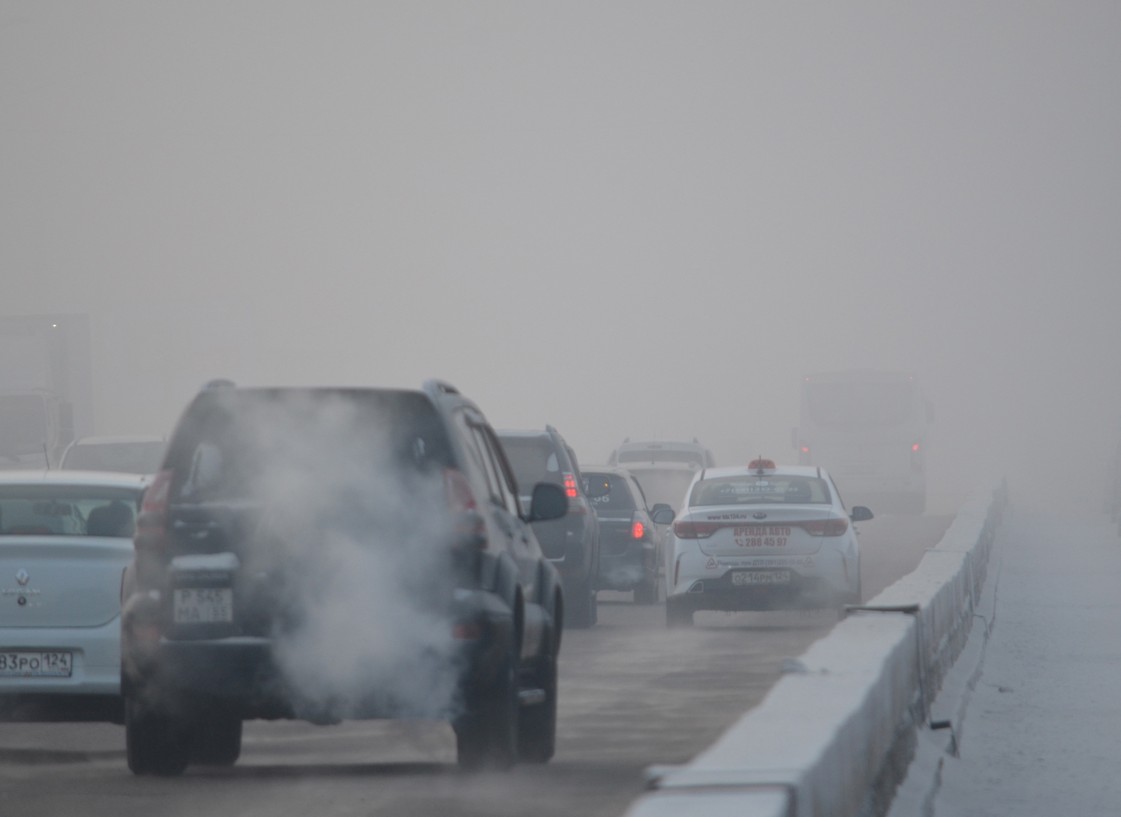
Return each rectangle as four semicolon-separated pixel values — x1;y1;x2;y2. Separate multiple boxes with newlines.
123;589;518;722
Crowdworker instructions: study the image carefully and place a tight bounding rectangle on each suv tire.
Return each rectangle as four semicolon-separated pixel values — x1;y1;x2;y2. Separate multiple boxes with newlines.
455;645;519;770
517;633;558;763
125;696;191;777
665;598;694;628
634;573;659;605
565;579;597;628
191;709;243;766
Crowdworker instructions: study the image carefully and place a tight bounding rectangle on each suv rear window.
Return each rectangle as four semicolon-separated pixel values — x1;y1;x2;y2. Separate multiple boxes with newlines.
500;437;566;489
166;389;453;501
690;475;831;507
583;473;635;512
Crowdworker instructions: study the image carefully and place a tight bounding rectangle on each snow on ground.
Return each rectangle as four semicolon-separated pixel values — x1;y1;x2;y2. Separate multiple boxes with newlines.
891;503;1121;816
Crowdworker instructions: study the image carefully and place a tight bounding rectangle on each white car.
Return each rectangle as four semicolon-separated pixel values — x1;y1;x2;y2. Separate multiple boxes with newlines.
0;470;148;721
60;435;166;475
662;459;872;627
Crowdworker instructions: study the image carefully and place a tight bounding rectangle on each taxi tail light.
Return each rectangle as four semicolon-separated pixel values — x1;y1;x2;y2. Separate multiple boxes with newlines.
134;468;173;553
801;518;849;536
444;468;486;548
674;520;721;539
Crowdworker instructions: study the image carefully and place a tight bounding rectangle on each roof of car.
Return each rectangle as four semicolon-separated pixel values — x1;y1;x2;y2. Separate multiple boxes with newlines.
616;439;706;451
0;470;151;488
698;464;823;480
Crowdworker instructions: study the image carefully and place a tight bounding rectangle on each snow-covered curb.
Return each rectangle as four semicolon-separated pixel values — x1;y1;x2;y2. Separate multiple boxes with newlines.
624;482;1008;817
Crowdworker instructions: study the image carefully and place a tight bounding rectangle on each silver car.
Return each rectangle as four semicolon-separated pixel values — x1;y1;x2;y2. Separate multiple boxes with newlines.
0;470;147;721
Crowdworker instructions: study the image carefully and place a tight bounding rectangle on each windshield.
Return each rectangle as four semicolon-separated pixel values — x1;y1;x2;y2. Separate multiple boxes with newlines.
805;382;917;431
690;475;831;507
0;485;142;536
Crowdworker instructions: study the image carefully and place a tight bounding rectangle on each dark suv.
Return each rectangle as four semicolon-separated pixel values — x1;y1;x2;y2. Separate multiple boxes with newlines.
496;426;601;628
582;467;664;604
120;381;568;775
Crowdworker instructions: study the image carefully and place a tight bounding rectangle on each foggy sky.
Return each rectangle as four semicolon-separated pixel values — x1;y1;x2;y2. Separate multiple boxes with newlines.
3;2;1119;504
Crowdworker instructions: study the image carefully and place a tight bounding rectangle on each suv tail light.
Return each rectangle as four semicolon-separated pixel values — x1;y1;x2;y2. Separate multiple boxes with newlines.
632;519;646;540
673;520;721;539
562;472;578;499
801;518;849;536
445;468;485;547
134;469;173;552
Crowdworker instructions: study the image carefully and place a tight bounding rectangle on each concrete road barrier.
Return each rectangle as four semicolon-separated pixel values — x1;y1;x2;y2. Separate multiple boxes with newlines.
625;482;1007;817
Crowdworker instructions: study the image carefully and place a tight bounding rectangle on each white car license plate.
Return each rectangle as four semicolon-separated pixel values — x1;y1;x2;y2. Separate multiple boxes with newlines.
0;651;73;678
174;588;233;624
732;570;791;586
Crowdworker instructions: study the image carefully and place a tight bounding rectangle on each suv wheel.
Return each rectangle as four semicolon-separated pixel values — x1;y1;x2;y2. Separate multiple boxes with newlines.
565;579;597;629
665;598;694;628
125;696;191;777
517;633;558;763
455;645;519;770
634;573;659;605
190;709;243;766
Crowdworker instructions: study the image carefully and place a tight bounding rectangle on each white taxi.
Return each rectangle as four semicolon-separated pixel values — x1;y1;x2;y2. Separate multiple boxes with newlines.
661;459;872;627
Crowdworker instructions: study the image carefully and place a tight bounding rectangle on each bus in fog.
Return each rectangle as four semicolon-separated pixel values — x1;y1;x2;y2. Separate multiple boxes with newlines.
794;370;932;515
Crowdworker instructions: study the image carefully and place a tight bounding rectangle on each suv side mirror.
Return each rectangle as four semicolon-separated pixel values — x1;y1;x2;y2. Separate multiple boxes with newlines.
529;482;568;522
651;506;675;525
850;506;874;523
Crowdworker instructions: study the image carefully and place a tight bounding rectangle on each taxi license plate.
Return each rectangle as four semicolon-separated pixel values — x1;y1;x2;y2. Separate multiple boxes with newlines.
174;588;233;624
731;570;791;586
0;651;73;677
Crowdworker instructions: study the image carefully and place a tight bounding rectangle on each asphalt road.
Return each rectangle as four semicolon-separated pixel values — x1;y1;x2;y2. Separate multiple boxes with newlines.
0;513;951;817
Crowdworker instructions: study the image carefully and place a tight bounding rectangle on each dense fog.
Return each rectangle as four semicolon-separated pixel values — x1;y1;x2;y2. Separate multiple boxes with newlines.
3;3;1119;509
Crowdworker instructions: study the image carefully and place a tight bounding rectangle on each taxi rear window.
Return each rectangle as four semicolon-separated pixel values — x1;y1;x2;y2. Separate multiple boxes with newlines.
689;475;830;507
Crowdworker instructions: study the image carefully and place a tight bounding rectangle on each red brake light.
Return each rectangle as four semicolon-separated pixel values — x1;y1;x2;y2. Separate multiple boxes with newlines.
134;469;173;552
673;520;721;539
563;473;578;499
632;520;646;540
444;468;485;547
801;518;849;536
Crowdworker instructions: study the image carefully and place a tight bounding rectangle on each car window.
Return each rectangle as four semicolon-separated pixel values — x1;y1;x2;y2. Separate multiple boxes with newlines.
0;486;140;537
585;473;636;512
500;437;562;489
689;475;831;507
479;426;521;517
